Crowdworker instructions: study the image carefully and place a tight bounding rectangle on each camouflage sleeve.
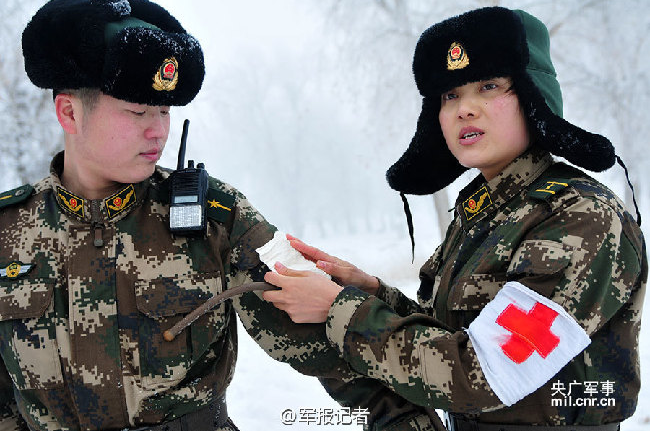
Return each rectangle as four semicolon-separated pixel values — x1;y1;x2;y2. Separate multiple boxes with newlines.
375;278;423;316
223;192;346;377
224;194;446;429
326;286;501;413
0;362;26;430
324;192;645;413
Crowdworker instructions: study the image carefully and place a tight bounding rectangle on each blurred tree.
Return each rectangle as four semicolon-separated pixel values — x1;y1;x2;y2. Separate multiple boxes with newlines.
0;0;62;189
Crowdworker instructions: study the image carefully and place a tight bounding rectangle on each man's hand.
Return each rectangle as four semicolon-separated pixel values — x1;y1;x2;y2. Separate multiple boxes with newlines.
286;234;380;295
263;262;344;323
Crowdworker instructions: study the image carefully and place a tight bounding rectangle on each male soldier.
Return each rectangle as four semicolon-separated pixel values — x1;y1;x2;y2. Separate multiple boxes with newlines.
0;0;442;429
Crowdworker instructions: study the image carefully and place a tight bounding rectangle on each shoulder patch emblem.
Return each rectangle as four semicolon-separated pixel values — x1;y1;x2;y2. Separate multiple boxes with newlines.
0;184;34;209
529;180;571;201
463;186;493;221
0;261;34;280
206;190;236;223
105;184;136;219
57;187;85;218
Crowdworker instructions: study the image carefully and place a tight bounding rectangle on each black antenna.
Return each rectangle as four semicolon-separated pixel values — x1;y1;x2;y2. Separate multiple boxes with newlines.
177;119;190;170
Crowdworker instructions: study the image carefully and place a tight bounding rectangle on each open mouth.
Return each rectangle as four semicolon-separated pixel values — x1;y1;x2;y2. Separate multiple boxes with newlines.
458;127;485;144
461;131;483;139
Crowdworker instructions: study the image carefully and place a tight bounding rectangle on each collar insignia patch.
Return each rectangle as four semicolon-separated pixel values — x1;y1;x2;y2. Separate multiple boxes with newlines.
447;42;469;70
463;186;493;221
105;184;136;219
57;187;85;218
153;57;179;91
0;261;34;280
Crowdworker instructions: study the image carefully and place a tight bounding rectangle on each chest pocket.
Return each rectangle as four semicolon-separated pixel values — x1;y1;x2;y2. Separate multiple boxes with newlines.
506;239;573;298
135;272;226;389
0;278;63;390
447;239;572;314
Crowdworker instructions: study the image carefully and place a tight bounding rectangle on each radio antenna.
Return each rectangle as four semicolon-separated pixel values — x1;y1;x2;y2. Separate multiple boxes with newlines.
177;119;190;170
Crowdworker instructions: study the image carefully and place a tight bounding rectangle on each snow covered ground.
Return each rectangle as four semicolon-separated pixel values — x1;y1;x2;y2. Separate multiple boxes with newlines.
227;230;650;430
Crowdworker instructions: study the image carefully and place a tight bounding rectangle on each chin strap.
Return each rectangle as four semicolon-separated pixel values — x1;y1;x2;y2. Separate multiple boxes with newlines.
400;192;415;263
616;156;642;226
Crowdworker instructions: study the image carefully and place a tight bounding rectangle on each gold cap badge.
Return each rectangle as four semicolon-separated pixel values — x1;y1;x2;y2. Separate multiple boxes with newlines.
447;42;469;70
153;57;179;91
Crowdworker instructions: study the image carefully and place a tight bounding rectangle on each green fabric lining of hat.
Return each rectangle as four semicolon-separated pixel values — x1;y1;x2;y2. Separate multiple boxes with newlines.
515;9;564;117
104;17;161;44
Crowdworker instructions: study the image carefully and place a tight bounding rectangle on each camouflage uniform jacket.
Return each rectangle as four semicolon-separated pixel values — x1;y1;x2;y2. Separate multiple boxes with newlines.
324;148;647;426
0;152;441;431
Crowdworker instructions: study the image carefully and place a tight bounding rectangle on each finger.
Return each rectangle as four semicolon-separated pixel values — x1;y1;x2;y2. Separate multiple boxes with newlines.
262;289;285;304
288;239;336;264
284;234;315;262
264;270;283;287
274;261;311;277
316;260;351;279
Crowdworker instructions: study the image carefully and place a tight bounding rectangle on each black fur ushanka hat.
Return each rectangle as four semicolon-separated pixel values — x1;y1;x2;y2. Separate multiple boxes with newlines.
386;7;616;195
22;0;204;106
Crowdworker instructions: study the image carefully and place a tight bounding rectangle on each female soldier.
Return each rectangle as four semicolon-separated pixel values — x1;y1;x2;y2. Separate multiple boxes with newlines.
263;7;647;430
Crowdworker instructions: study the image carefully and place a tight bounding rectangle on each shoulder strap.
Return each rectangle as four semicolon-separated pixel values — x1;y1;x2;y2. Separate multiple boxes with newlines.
205;188;236;224
0;185;34;209
527;163;581;202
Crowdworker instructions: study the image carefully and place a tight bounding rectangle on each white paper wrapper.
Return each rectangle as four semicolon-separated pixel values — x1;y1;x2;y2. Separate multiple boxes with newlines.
255;231;331;279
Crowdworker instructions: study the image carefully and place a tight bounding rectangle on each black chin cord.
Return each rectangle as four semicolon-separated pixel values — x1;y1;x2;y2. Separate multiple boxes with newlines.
400;192;415;263
616;155;642;226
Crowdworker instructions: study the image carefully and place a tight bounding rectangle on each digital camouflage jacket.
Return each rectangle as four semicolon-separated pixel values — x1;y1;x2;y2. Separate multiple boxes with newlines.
324;148;647;427
0;153;440;430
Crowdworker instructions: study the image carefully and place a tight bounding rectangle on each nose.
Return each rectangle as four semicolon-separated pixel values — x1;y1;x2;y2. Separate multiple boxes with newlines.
144;111;170;140
456;95;480;119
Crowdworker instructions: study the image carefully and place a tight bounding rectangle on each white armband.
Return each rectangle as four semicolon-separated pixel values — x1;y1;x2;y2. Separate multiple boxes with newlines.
467;281;590;406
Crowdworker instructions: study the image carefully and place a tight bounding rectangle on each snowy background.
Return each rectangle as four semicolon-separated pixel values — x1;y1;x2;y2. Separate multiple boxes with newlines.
1;0;648;430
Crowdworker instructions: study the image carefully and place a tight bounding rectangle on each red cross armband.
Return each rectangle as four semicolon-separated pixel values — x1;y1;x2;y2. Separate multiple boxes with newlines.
466;281;590;406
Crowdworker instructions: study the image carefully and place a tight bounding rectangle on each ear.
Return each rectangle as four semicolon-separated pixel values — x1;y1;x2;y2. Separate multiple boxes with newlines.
54;93;82;134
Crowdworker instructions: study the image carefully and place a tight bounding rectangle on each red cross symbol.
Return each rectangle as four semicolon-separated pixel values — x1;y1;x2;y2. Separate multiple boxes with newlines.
496;302;560;364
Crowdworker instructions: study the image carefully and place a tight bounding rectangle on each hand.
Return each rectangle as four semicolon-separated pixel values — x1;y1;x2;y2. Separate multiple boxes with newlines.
263;262;344;323
286;234;380;295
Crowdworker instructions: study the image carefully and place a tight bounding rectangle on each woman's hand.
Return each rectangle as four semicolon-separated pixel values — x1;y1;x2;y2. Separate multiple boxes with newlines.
263;262;344;323
286;234;380;295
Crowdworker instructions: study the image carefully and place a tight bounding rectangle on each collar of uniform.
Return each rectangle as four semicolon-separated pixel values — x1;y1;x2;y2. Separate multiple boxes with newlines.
48;151;151;224
455;148;553;229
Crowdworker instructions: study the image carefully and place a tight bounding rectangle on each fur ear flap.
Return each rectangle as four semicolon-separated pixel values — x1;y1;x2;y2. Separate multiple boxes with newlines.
514;73;615;172
386;97;468;195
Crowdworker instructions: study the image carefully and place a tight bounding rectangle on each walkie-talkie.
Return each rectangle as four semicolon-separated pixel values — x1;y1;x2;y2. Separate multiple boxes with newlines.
169;119;209;236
